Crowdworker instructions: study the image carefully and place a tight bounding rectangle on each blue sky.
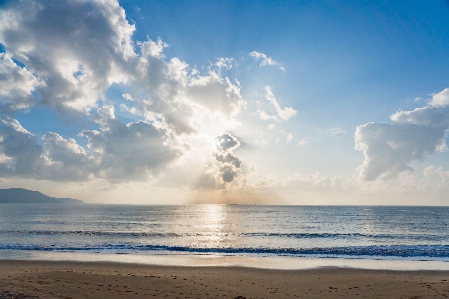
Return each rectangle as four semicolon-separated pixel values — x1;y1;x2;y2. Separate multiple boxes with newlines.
1;0;449;204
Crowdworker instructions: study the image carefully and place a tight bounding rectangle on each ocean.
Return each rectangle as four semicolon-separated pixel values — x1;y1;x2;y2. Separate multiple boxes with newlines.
1;204;449;269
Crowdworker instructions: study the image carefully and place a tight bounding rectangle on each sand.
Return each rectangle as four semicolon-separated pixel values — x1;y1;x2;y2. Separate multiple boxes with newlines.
0;260;448;299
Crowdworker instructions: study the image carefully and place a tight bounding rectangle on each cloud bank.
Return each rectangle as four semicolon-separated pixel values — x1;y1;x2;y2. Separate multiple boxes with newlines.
0;0;246;184
355;88;449;181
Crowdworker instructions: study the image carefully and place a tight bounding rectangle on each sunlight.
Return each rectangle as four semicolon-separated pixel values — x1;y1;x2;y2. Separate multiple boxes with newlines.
199;204;227;245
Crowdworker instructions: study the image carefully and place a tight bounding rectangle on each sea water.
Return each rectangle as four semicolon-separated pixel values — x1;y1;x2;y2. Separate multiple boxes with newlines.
1;204;448;269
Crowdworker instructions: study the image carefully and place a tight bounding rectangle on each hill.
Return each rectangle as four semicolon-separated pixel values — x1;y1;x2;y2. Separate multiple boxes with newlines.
0;188;83;204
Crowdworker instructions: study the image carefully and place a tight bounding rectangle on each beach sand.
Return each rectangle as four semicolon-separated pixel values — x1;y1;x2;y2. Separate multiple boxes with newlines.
0;260;448;299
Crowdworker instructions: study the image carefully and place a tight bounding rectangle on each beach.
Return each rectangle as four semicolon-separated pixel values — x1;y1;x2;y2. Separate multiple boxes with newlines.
1;205;449;298
0;260;448;299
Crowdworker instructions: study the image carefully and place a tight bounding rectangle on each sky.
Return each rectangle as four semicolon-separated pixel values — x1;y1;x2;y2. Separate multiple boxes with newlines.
1;0;449;205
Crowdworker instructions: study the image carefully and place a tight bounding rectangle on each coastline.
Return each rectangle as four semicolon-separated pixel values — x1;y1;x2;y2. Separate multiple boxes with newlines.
2;250;449;271
1;260;449;299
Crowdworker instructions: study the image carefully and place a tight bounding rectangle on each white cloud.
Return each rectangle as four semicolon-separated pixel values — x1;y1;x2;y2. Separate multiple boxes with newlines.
390;106;449;127
119;103;141;116
258;86;296;122
132;45;195;135
265;86;297;120
133;42;244;135
355;122;445;181
0;106;188;182
140;38;168;58
297;138;308;146
421;165;449;191
330;127;346;136
0;116;43;177
80;106;187;181
255;138;269;145
0;116;92;181
122;93;133;101
257;109;278;121
249;51;284;70
41;132;95;181
0;0;136;115
281;166;449;203
355;88;449;181
0;0;252;185
215;57;234;70
0;53;42;113
0;0;341;197
282;173;353;192
187;71;244;118
429;88;449;106
360;166;449;199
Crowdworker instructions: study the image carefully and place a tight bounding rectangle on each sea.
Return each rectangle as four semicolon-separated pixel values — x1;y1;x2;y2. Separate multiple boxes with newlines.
1;204;449;270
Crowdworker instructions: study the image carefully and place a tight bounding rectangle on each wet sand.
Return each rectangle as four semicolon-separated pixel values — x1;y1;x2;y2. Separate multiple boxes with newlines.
0;260;448;299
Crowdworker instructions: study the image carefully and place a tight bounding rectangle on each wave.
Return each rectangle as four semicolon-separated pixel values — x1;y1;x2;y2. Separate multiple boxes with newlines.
0;230;444;241
0;230;183;238
1;243;449;259
241;232;444;241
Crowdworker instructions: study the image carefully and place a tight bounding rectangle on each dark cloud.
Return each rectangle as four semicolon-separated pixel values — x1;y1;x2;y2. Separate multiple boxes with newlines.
194;133;243;189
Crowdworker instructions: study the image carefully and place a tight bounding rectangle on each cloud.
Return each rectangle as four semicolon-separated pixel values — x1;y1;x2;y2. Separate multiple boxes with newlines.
0;116;43;177
390;105;449;127
80;106;187;181
0;53;42;113
355;122;445;181
215;57;234;70
355;87;449;181
42;132;94;181
0;0;135;115
0;0;248;184
210;133;243;184
257;109;278;121
249;51;284;70
195;133;243;189
429;88;449;106
187;71;244;118
258;86;296;122
0;115;98;182
286;133;293;143
361;165;449;197
297;138;308;146
280;166;449;203
0;106;187;182
130;40;244;135
421;165;449;192
131;42;196;135
282;173;353;192
330;127;346;136
0;0;244;135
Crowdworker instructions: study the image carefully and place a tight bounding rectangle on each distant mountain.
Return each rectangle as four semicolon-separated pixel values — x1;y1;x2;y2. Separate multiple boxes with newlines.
0;188;83;204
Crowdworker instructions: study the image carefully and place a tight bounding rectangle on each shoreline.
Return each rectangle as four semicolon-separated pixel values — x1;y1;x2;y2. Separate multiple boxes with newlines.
1;250;449;271
1;260;449;299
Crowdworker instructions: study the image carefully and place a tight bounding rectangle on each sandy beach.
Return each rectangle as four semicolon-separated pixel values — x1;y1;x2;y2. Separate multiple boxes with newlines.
0;260;448;299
